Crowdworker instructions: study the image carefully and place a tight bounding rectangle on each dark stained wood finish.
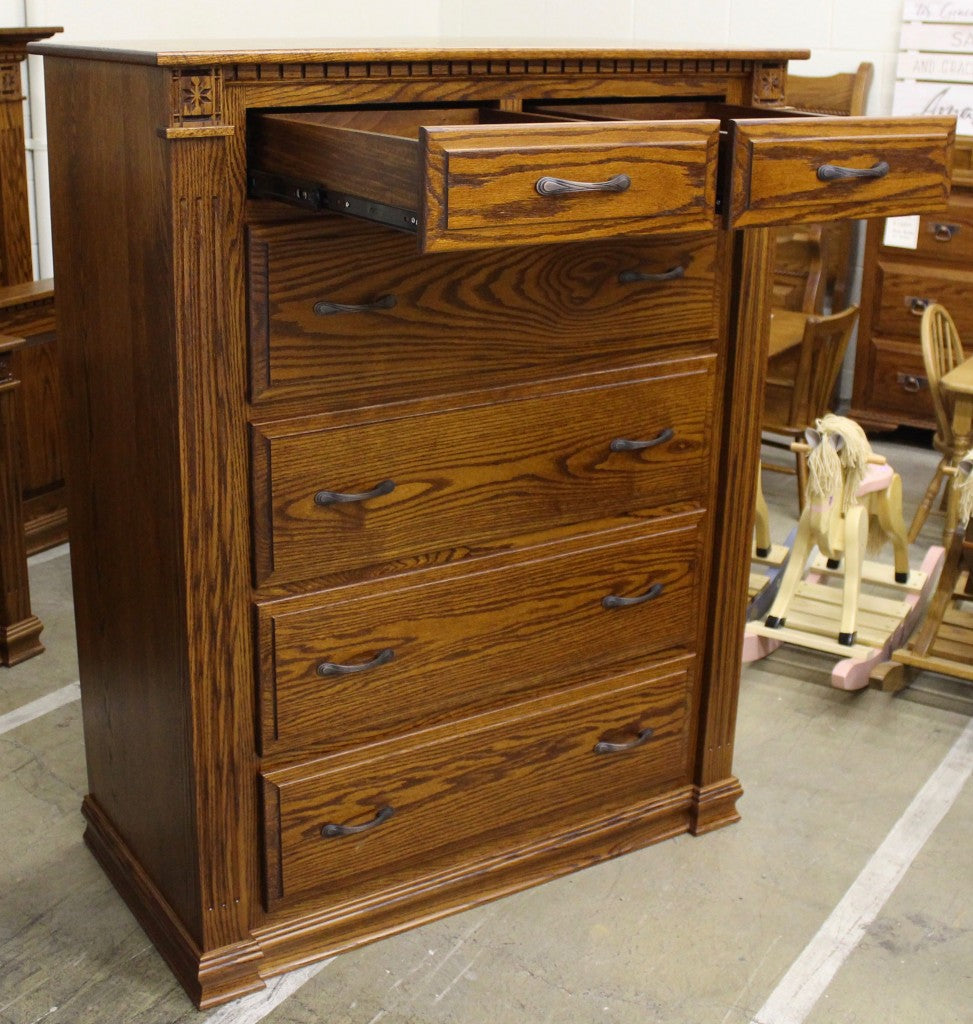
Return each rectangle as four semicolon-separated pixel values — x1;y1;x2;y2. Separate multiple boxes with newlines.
727;116;955;228
259;517;703;754
251;358;716;585
248;218;720;407
32;39;956;1007
0;334;42;664
262;660;694;908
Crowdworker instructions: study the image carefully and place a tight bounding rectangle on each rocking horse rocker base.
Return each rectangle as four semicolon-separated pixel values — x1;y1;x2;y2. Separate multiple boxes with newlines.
744;417;944;691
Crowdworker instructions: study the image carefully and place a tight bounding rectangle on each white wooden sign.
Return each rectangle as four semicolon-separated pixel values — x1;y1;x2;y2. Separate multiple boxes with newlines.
893;79;973;134
900;22;973;51
903;2;973;21
897;51;973;83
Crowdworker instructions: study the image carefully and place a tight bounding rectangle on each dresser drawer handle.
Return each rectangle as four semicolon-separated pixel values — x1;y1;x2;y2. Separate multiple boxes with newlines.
321;805;395;839
816;160;889;182
313;294;397;316
933;223;959;242
602;582;664;610
317;647;395;677
906;296;933;316
535;172;631;197
610;427;675;453
896;372;928;394
618;264;686;284
594;727;654;754
314;479;395;506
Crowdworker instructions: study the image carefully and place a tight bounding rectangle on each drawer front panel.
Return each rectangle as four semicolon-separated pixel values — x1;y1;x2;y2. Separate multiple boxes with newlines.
248;219;721;406
874;262;973;338
260;520;702;752
866;337;935;425
252;358;716;586
261;662;693;908
422;120;719;250
892;194;973;264
727;116;954;228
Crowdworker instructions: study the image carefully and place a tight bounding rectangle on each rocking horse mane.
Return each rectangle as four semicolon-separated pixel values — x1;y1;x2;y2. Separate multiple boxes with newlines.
957;448;973;528
806;414;873;513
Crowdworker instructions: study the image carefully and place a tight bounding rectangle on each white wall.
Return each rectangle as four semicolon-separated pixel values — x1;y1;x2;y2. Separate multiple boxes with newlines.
4;0;908;275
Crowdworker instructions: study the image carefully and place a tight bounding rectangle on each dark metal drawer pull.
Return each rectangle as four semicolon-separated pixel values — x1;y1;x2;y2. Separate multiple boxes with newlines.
535;173;631;196
610;427;675;453
906;296;933;316
317;647;395;678
816;160;889;182
896;372;928;394
321;805;395;839
933;223;959;242
594;727;654;755
618;264;686;284
313;294;397;316
314;479;395;506
602;582;664;610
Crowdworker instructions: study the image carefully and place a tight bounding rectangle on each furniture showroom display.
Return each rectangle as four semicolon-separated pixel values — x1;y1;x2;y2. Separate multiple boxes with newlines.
31;40;954;1007
852;138;973;430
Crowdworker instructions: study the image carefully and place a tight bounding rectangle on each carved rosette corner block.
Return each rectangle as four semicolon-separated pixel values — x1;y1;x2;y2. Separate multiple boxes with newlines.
170;67;224;129
752;62;786;107
0;62;22;101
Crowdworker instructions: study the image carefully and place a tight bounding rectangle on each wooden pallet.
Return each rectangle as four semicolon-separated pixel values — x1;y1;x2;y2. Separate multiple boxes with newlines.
744;546;945;691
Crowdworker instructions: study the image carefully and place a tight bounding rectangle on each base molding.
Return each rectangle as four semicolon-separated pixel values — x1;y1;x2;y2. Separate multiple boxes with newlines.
0;613;44;665
690;777;744;835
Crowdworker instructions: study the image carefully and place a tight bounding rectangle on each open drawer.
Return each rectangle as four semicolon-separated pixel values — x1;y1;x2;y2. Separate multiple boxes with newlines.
248;106;719;252
534;101;955;229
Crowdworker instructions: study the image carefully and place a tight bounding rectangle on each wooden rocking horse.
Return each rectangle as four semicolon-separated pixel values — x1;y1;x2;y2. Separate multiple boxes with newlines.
744;414;944;690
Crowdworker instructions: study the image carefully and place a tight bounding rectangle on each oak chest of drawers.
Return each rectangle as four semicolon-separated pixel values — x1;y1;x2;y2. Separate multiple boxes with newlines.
851;139;973;430
32;40;953;1007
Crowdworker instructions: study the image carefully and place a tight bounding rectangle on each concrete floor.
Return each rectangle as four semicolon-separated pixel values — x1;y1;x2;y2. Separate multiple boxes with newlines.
1;432;970;1024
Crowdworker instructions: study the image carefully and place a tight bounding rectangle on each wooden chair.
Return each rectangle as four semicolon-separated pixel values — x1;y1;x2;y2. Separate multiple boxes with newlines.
773;62;874;314
908;303;967;542
762;304;860;507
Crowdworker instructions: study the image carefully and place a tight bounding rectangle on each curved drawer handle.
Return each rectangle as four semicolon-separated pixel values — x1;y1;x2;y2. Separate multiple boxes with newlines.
317;647;395;678
618;265;686;285
896;373;927;394
535;173;631;197
594;727;654;755
313;294;397;316
321;805;395;839
314;479;395;506
906;296;932;317
610;427;675;453
816;160;890;182
602;582;664;610
933;223;958;243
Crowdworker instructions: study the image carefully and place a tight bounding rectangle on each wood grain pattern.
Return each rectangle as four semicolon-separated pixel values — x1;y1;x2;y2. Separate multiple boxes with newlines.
252;358;716;585
874;261;973;338
259;517;704;754
728;116;955;227
248;217;720;407
262;660;693;908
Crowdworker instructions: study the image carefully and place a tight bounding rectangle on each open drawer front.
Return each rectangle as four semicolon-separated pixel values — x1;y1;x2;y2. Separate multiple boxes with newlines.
249;106;719;252
534;101;956;229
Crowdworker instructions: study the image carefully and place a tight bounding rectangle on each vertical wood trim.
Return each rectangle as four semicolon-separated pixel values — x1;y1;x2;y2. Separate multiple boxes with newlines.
0;61;32;285
0;337;43;664
167;130;256;952
692;227;773;829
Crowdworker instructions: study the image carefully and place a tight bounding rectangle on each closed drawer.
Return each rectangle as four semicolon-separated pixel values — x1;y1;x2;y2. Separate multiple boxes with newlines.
890;194;973;264
873;262;973;338
248;218;722;407
258;518;703;753
866;337;935;425
261;660;693;908
249;107;719;252
726;116;954;228
251;358;717;586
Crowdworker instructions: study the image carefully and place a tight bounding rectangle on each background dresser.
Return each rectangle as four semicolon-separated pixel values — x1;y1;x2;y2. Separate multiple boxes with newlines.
851;139;973;430
32;41;952;1007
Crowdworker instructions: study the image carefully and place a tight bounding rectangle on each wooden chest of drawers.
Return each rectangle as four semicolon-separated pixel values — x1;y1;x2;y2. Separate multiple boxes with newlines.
33;40;953;1007
852;140;973;430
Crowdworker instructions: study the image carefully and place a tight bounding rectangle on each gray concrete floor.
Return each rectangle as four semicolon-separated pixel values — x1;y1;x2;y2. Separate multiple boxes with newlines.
1;432;970;1024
